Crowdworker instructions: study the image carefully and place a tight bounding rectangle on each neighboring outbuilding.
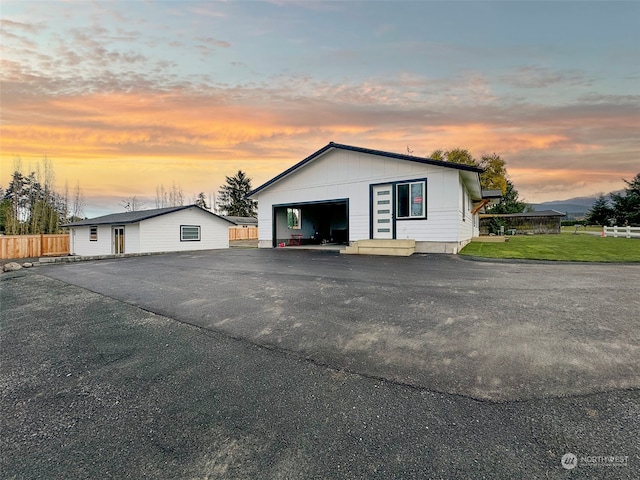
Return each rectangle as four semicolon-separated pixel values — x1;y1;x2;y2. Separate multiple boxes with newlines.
479;210;566;235
221;216;258;227
64;205;234;256
248;142;496;254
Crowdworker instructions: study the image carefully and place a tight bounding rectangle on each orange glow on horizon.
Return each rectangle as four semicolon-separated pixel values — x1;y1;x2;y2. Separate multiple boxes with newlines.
1;91;636;209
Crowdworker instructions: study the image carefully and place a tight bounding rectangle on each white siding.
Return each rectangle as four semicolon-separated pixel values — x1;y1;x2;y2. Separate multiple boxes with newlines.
124;224;140;254
255;149;472;245
138;207;229;253
70;225;112;256
70;208;229;256
457;176;475;242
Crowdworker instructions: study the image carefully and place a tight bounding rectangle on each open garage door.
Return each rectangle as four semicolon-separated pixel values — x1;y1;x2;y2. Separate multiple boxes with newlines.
273;199;348;247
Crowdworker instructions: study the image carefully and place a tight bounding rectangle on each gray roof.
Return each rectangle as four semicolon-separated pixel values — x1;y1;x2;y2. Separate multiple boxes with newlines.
222;216;258;226
63;205;235;227
481;189;503;199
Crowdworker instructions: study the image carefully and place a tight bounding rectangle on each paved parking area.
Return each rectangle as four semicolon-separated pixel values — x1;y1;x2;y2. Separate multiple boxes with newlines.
2;250;639;478
37;249;640;401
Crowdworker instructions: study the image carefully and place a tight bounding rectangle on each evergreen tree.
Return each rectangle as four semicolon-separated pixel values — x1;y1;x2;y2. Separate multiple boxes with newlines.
217;170;257;217
2;164;67;234
610;173;640;226
0;197;10;234
195;192;209;209
585;195;613;226
486;180;528;214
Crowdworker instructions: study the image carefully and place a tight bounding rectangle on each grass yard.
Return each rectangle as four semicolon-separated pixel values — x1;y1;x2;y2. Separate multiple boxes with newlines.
460;234;640;262
560;225;604;234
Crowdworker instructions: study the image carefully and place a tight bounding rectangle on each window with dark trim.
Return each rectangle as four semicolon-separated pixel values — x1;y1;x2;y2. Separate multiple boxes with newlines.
181;225;201;241
90;226;98;241
396;181;425;219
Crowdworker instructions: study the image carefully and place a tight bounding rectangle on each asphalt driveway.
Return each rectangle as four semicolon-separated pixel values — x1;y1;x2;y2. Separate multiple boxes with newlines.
37;249;640;401
2;250;639;478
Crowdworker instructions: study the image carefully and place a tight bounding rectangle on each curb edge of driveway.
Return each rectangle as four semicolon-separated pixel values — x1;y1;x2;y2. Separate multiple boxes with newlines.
457;254;640;266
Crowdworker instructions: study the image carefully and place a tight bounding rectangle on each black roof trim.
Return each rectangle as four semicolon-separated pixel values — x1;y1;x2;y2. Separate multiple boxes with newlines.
63;205;236;227
248;142;483;197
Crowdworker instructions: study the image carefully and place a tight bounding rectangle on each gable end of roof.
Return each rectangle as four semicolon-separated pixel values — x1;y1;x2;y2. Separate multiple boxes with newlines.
248;142;483;197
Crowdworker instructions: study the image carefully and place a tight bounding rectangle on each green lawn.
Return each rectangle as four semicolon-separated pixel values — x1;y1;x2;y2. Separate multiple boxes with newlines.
560;225;604;234
460;234;640;262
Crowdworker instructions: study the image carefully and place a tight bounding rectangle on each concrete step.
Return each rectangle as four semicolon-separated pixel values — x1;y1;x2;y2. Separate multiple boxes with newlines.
341;239;416;256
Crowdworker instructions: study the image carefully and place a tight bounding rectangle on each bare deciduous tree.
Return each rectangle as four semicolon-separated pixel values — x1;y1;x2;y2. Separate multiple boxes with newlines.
121;195;146;212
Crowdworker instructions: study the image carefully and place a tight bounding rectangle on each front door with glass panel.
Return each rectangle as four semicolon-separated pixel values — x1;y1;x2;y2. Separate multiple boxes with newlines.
372;184;393;239
113;226;125;254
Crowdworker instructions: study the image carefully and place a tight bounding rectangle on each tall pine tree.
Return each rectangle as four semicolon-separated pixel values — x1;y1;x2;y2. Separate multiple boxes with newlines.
217;170;257;217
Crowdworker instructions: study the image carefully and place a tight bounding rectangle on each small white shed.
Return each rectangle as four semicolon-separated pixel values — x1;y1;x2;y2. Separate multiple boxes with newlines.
248;142;492;253
64;205;233;256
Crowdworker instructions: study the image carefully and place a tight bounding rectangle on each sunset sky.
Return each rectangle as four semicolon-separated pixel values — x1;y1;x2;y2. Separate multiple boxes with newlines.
1;1;639;217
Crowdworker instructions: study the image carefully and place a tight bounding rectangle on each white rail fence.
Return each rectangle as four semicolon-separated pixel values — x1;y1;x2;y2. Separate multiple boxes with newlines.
603;226;640;238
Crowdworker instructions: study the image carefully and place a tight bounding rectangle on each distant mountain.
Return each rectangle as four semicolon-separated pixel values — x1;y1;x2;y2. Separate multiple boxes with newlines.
530;191;623;220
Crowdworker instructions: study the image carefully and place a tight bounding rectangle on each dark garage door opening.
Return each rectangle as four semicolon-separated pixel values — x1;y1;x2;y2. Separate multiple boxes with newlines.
273;199;348;247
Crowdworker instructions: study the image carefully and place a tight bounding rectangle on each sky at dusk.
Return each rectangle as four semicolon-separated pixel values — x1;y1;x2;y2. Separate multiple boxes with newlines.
1;0;639;217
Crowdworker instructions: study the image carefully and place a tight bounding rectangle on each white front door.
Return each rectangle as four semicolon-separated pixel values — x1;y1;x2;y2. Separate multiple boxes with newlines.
372;184;393;239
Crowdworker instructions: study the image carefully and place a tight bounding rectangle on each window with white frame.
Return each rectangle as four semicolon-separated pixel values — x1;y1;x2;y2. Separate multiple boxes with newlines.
396;181;425;219
90;226;98;241
181;225;201;241
287;208;301;229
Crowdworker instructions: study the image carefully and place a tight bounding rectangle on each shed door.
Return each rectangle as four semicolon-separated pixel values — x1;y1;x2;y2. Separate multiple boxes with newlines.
372;184;393;239
113;226;125;255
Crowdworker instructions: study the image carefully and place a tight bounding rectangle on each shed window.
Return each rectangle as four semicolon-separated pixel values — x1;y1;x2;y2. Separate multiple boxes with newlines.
90;226;98;241
396;181;425;219
181;225;201;241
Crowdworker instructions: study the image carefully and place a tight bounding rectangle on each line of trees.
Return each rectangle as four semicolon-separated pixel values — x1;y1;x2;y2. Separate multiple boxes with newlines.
585;174;640;226
0;158;85;235
120;185;209;213
121;171;256;217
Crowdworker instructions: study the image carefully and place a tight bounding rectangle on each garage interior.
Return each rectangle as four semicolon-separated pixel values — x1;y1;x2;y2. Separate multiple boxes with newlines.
273;199;348;247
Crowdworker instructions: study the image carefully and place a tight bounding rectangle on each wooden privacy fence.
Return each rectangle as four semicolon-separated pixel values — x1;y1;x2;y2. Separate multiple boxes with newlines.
0;234;70;259
603;226;640;238
229;226;258;241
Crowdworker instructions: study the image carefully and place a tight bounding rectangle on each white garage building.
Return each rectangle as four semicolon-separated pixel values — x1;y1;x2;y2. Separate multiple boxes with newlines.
248;142;490;254
65;205;233;256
